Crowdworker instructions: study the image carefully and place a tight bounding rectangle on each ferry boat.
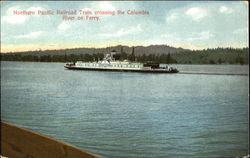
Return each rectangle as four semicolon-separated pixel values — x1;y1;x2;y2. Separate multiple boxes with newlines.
64;52;178;73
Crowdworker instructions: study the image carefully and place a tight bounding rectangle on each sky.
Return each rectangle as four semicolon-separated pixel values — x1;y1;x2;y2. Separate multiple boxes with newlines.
1;1;249;52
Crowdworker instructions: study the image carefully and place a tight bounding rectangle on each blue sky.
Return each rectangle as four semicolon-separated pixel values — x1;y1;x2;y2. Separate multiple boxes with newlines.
1;1;248;52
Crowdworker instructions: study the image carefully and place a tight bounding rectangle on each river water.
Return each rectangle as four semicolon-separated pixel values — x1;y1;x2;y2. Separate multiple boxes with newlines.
1;61;249;158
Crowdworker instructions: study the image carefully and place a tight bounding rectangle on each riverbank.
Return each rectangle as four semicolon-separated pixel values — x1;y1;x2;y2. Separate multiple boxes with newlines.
1;47;248;64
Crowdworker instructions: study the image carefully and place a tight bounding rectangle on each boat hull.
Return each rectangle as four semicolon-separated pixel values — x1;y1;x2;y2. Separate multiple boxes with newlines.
64;66;178;73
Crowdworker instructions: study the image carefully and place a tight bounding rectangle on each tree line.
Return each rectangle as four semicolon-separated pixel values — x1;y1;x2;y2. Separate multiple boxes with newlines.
1;47;248;65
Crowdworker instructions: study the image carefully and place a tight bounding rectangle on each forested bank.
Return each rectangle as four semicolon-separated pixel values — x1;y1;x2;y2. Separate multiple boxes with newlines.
1;47;248;65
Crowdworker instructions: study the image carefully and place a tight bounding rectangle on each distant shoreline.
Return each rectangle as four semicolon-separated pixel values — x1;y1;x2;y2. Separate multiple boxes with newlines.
0;60;249;65
0;60;248;66
1;48;248;65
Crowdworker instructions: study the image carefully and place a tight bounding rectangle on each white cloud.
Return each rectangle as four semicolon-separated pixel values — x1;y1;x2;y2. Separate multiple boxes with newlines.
27;7;44;12
57;22;71;31
79;1;116;12
88;1;138;12
2;6;45;24
219;6;232;14
219;6;227;13
166;6;208;23
137;24;143;32
166;13;178;22
101;24;143;37
233;27;248;34
2;14;28;24
2;6;28;24
186;7;207;21
14;31;44;39
98;1;116;11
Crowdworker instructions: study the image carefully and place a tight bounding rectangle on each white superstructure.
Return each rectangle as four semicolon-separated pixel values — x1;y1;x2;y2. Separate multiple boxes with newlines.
75;53;145;70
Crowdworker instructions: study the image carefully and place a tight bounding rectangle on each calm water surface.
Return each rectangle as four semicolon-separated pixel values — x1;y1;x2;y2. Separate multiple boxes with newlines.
1;62;249;158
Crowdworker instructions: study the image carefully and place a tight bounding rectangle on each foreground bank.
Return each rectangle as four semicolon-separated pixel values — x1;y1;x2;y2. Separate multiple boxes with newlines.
0;121;99;158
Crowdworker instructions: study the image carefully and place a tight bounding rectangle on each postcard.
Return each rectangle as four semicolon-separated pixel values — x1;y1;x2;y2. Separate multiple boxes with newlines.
1;1;249;158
